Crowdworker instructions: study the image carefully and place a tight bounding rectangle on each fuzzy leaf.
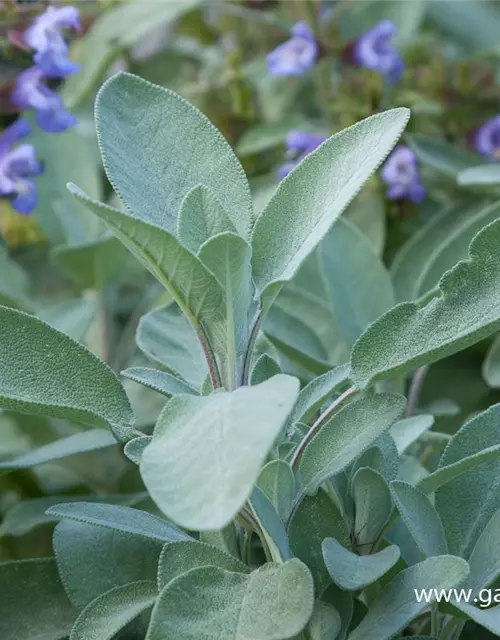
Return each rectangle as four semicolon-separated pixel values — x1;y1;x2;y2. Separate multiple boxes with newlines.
121;367;199;397
146;560;314;640
308;601;342;640
37;298;96;342
322;538;400;591
298;393;406;495
391;481;447;558
95;72;253;237
47;502;190;543
257;459;295;521
482;334;500;388
0;558;77;640
68;187;227;366
177;185;237;254
53;520;162;608
157;540;248;590
390;415;434;454
351;218;500;388
69;581;157;640
140;375;299;530
249;486;292;562
408;133;484;179
251;108;408;306
348;556;470;640
251;354;282;385
0;306;135;442
352;468;392;548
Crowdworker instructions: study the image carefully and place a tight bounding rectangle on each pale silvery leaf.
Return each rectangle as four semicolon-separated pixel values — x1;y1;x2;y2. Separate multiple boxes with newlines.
482;333;500;388
390;415;434;454
464;506;500;594
458;163;500;186
140;375;299;530
68;187;227;373
391;481;447;558
146;560;314;640
0;306;135;442
351;218;500;388
69;581;157;640
322;538;400;591
96;72;254;237
36;298;96;342
249;487;292;562
250;354;282;385
47;502;190;543
157;540;248;590
298;393;406;495
307;601;341;640
251;108;409;306
348;556;470;640
177;185;237;254
257;459;295;521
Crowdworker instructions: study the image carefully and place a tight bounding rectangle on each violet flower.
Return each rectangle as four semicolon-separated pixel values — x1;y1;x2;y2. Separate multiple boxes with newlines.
267;22;318;77
353;20;404;85
381;146;426;203
475;116;500;161
0;119;42;215
12;66;78;134
24;5;81;77
278;130;326;179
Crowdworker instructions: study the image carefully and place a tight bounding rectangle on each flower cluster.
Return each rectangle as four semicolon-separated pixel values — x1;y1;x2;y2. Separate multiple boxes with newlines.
278;130;326;179
475;115;500;161
12;6;81;133
381;146;426;204
353;20;405;85
0;120;43;215
267;22;318;77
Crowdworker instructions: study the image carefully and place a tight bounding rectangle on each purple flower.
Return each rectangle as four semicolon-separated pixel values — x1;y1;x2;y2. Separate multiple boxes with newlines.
475;116;500;160
381;146;426;203
353;20;404;85
12;67;78;133
0;120;42;215
24;6;81;77
267;22;318;77
278;130;326;179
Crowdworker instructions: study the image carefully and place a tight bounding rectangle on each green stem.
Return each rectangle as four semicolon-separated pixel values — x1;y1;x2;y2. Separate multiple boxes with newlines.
197;327;222;390
440;617;463;640
405;365;430;417
431;603;440;637
241;308;264;386
291;385;359;470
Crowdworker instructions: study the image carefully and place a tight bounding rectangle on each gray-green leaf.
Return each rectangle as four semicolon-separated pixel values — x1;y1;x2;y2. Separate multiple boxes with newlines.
351;218;500;388
322;538;400;591
140;375;299;530
0;306;135;442
146;560;314;640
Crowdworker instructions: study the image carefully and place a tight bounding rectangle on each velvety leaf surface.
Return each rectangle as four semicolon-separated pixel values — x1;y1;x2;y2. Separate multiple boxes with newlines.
352;468;392;547
250;354;282;385
177;185;237;254
68;187;227;365
298;392;406;495
96;72;253;237
146;560;314;640
482;334;500;388
0;558;77;640
257;459;295;521
0;306;135;442
157;540;248;590
53;520;163;608
351;218;500;388
307;600;342;640
121;367;199;397
390;415;434;454
140;375;299;530
250;486;292;562
251;108;409;304
36;298;96;342
391;481;447;558
322;538;400;590
348;556;470;640
47;502;190;543
69;581;157;640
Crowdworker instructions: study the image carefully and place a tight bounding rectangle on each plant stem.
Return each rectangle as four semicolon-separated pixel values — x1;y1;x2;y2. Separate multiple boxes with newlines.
291;385;359;469
197;327;222;390
241;308;264;386
405;365;430;417
431;603;440;637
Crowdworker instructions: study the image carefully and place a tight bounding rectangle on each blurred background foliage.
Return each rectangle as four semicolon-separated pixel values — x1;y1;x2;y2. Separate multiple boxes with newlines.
2;0;500;580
